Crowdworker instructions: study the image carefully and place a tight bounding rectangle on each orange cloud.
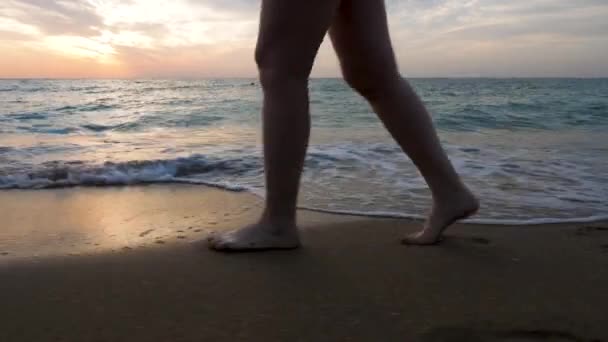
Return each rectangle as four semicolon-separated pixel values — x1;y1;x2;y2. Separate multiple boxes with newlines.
0;42;129;78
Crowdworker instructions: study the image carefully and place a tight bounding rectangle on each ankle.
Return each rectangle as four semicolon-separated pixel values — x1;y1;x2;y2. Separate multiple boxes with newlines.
259;211;296;228
431;183;474;203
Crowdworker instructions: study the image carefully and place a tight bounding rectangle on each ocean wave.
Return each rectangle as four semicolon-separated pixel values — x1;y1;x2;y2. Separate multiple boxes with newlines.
7;112;47;120
138;85;204;92
0;143;607;225
16;87;49;92
54;103;116;112
55;105;79;112
26;127;79;134
81;122;139;132
0;155;261;190
81;104;116;111
68;86;102;92
2;158;606;225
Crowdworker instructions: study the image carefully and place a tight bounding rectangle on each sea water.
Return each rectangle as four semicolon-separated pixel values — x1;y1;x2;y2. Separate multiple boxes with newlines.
1;78;607;224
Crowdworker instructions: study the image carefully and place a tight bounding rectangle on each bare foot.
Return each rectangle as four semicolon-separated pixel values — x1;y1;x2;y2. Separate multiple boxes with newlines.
206;222;300;252
402;189;479;245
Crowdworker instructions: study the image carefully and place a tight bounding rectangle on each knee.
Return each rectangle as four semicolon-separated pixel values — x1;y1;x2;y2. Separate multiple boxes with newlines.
342;66;401;101
255;46;311;90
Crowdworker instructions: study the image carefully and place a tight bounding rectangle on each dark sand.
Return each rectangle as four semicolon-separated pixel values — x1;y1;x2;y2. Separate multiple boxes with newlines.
1;185;607;341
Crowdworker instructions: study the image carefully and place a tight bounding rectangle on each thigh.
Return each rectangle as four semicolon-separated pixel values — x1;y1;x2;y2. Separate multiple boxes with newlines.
255;0;341;75
329;0;398;74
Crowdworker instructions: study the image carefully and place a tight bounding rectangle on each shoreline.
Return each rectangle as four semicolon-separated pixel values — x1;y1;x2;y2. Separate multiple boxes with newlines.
1;184;607;261
298;205;608;226
1;183;607;227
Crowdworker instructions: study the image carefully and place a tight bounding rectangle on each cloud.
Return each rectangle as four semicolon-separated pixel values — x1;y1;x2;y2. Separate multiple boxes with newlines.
387;0;608;40
110;22;170;38
4;0;104;36
184;0;259;17
0;0;607;77
383;0;608;76
112;43;256;78
0;29;34;41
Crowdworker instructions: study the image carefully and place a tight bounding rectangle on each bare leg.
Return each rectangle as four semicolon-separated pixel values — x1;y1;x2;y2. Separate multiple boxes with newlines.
207;0;340;251
329;0;479;245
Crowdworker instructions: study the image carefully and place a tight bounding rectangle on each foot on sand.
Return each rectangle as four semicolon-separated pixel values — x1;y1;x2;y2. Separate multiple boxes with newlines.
207;222;300;252
402;190;479;246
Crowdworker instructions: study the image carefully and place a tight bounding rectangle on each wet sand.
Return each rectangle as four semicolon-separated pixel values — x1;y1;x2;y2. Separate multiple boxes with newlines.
1;185;607;341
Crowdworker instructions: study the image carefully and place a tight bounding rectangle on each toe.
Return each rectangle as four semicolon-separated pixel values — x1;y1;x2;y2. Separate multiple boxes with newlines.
208;238;227;250
206;231;218;242
210;234;243;251
401;232;421;245
401;233;443;246
207;234;228;250
401;237;417;245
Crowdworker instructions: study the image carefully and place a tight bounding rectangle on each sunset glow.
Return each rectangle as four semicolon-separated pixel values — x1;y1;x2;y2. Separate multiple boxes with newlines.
1;0;607;78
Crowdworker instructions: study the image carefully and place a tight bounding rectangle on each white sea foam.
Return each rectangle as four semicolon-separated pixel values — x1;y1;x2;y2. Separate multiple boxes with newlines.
297;206;608;225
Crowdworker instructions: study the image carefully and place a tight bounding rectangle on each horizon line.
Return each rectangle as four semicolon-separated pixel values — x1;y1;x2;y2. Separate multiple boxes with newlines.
2;76;608;81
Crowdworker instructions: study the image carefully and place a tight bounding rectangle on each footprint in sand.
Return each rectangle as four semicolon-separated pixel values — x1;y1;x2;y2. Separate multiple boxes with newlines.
574;227;608;253
194;229;202;232
421;327;598;342
495;329;601;341
177;230;184;233
139;229;155;237
470;237;491;245
155;240;165;244
1;252;9;256
177;235;187;239
574;226;608;237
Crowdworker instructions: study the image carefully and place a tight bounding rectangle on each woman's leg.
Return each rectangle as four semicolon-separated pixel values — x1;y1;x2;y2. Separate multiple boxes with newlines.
329;0;479;245
208;0;340;251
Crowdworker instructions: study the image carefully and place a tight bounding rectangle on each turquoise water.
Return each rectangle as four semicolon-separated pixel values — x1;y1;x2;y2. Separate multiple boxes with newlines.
1;78;607;223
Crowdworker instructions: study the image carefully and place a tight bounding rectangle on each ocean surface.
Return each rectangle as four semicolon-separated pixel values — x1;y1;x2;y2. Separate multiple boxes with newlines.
1;78;607;224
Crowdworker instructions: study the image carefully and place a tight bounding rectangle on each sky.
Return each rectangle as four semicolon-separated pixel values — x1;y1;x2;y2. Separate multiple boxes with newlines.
0;0;607;78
